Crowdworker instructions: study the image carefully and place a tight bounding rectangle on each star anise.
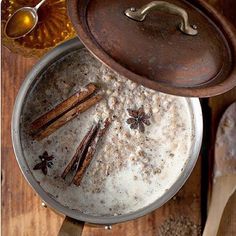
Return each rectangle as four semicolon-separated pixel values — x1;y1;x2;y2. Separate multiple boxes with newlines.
33;151;54;175
126;106;151;133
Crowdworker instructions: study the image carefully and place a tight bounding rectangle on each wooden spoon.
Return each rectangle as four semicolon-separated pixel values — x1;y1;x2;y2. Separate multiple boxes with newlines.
203;102;236;236
217;191;236;235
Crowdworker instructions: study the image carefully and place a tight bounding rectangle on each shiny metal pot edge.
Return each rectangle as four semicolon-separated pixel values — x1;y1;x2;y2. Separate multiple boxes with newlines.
11;38;203;225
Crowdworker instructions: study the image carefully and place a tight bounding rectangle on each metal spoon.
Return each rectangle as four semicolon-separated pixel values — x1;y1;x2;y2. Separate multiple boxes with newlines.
4;0;46;39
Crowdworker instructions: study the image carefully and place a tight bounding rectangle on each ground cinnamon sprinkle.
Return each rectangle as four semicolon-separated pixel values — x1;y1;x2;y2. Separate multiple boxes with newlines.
158;216;201;236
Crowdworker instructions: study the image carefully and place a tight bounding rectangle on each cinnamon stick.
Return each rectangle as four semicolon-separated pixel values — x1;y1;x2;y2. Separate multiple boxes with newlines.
61;123;99;179
72;118;111;186
31;83;96;134
34;94;103;140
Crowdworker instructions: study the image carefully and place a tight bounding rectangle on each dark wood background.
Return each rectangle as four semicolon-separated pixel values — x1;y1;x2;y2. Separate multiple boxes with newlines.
1;1;236;235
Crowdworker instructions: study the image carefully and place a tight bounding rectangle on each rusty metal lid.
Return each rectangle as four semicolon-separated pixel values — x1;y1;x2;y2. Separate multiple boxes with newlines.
67;0;236;97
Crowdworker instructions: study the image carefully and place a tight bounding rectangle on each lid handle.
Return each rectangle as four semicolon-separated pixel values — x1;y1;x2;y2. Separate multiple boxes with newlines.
125;1;198;36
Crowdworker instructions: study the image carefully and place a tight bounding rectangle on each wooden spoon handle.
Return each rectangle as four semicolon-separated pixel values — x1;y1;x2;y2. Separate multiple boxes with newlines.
58;217;84;236
203;176;236;236
217;190;236;235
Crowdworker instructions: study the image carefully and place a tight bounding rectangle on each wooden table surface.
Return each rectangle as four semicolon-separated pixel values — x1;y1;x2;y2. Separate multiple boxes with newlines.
1;1;235;235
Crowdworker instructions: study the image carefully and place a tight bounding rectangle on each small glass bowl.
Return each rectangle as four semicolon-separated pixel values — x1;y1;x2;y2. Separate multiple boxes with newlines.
1;0;76;58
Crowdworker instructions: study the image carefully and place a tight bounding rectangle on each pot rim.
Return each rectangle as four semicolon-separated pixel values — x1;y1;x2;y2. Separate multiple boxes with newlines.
11;38;203;225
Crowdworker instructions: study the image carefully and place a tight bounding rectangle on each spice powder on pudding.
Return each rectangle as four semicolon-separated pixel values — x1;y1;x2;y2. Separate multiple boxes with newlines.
21;48;194;216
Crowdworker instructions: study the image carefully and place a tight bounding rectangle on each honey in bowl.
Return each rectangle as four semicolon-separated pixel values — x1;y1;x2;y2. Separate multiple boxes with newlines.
5;9;36;38
1;0;75;57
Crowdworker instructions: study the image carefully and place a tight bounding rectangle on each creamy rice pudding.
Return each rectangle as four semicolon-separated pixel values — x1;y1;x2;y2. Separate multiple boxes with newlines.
21;48;194;216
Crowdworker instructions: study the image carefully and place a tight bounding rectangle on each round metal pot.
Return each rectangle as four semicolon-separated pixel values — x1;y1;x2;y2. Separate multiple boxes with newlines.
11;38;203;235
